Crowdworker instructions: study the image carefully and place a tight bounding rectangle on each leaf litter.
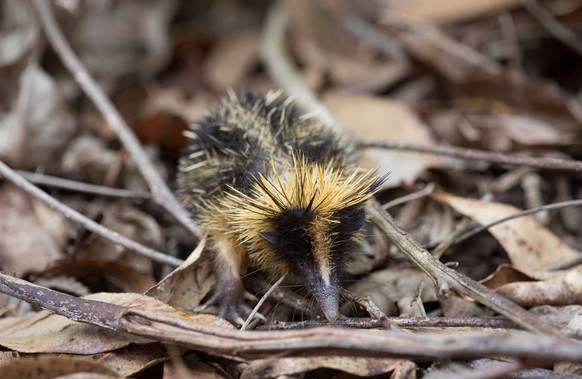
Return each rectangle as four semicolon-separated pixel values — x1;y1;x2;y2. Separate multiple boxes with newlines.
0;0;582;377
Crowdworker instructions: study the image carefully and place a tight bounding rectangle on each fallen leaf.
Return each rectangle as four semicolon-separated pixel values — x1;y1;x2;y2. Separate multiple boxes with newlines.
60;136;121;184
164;360;224;379
93;343;168;377
480;264;537;290
75;205;164;274
344;267;437;317
0;355;120;379
501;114;573;146
0;60;76;171
0;351;17;366
530;305;582;332
39;260;157;294
434;193;580;270
241;357;399;379
324;92;441;186
388;0;519;24
495;266;582;307
146;236;214;310
0;1;38;67
74;0;179;82
0;186;69;276
0;292;230;354
204;30;260;91
400;29;582;134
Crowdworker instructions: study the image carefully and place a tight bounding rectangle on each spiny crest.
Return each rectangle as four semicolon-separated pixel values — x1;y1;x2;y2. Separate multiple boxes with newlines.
241;158;379;214
220;156;383;242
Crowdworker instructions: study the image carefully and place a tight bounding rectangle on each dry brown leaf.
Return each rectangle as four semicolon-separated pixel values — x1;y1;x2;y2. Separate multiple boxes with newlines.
344;267;437;317
0;310;146;355
146;236;215;310
39;261;157;294
60;136;120;183
241;357;399;379
388;0;519;24
401;29;582;134
482;265;582;308
329;57;410;93
93;344;169;377
440;295;488;318
0;61;76;171
530;305;582;333
164;360;225;379
480;264;537;290
501;114;572;146
433;193;580;270
0;1;38;68
0;351;18;366
0;293;231;354
204;30;260;91
74;0;179;84
76;205;163;274
0;186;69;276
324;92;441;185
495;266;582;307
0;355;120;379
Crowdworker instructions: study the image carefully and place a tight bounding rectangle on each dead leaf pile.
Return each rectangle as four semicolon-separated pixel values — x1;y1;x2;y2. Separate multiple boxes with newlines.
0;0;581;378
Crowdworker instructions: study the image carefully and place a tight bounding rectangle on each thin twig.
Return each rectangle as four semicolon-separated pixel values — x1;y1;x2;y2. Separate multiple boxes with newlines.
0;160;183;267
367;201;565;338
345;14;408;62
31;0;202;239
521;0;582;56
358;139;582;172
261;2;343;133
454;199;582;245
241;274;286;330
381;12;502;76
349;294;397;331
383;182;435;210
2;273;581;362
15;170;151;199
258;316;517;331
246;277;316;318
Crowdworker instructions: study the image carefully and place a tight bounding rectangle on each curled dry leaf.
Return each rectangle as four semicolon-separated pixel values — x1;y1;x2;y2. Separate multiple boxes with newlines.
0;61;76;171
0;292;231;354
204;30;260;91
0;355;120;379
285;0;408;92
344;267;438;317
39;260;157;294
93;344;169;378
0;186;69;276
146;236;215;310
75;205;163;274
387;0;519;24
324;92;441;186
61;136;120;183
241;356;400;379
480;264;537;290
164;360;224;379
494;266;582;308
73;0;179;84
400;28;582;133
0;352;17;366
530;305;582;334
433;193;580;270
0;1;38;68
